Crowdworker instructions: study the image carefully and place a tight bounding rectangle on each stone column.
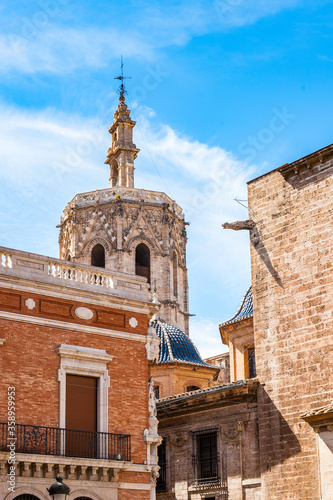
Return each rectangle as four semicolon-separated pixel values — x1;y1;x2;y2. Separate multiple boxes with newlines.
222;421;244;500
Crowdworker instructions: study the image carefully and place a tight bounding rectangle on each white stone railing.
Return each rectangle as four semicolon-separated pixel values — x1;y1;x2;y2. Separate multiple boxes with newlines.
62;187;184;221
0;246;149;300
0;251;12;268
48;262;114;288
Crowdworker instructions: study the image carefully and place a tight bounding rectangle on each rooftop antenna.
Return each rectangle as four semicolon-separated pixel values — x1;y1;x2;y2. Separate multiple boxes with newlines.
114;56;131;98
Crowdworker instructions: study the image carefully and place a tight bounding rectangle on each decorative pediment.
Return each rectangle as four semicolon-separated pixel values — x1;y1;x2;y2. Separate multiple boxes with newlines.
124;210;163;252
78;210;115;255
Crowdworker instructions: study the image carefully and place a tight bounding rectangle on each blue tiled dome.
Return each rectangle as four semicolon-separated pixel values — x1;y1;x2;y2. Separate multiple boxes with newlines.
150;319;211;366
220;286;253;326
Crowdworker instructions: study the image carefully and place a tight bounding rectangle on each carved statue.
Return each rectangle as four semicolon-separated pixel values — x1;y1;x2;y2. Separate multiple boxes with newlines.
148;378;157;417
145;325;160;363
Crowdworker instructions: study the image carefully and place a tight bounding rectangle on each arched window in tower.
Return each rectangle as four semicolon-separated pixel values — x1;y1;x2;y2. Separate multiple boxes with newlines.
135;243;150;284
173;250;178;297
110;160;119;187
91;244;105;268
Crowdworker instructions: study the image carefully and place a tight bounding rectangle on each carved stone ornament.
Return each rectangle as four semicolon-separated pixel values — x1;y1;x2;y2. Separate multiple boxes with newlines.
145;325;160;362
129;316;138;328
222;220;254;231
144;379;160;439
25;298;36;310
222;421;244;439
171;432;188;448
75;307;94;320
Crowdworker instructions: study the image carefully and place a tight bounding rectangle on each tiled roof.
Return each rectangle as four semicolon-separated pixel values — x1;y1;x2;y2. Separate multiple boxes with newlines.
156;379;259;412
157;379;248;405
301;403;333;419
220;286;253;327
150;319;212;367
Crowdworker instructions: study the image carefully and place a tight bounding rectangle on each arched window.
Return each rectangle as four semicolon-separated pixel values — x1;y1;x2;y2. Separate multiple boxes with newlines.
173;250;178;297
91;244;105;268
135;243;150;284
186;385;200;392
110;160;119;187
14;495;41;500
74;497;94;500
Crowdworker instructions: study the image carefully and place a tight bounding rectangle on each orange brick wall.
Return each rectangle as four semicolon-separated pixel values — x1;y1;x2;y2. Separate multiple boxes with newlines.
0;291;150;464
119;471;150;483
118;490;150;500
248;158;333;499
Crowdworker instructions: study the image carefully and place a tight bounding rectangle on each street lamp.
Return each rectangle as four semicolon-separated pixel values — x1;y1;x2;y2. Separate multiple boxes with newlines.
47;476;71;500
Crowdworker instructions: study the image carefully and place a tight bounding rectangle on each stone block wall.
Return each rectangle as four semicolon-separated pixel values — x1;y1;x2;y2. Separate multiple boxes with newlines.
248;149;333;499
157;381;260;500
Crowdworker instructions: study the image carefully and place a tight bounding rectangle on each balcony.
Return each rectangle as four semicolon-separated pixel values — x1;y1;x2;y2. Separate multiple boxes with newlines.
0;245;149;302
0;423;131;461
190;475;228;496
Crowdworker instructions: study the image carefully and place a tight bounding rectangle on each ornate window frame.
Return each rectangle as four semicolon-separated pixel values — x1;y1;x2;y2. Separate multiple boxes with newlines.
55;344;113;433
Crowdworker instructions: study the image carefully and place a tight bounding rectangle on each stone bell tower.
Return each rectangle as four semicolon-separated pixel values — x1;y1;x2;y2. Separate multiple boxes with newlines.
105;94;139;188
58;92;190;334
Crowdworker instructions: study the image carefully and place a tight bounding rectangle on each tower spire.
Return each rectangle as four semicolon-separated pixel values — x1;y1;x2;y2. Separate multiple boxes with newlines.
104;59;139;188
114;56;131;99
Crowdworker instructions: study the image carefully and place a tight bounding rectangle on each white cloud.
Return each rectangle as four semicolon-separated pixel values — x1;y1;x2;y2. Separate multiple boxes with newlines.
0;0;311;75
0;27;153;74
0;103;108;188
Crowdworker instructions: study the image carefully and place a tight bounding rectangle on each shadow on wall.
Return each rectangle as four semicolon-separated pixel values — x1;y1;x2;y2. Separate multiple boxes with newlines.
257;384;301;472
250;222;283;288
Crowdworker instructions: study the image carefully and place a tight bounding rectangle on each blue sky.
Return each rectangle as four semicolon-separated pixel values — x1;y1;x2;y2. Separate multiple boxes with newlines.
1;0;333;357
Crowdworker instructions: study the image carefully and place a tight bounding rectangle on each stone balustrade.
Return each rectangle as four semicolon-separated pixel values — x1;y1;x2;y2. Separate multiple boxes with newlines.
61;186;184;221
0;246;149;301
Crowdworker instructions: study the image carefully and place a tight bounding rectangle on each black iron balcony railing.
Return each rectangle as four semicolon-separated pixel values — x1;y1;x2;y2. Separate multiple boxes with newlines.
191;475;228;495
0;423;131;461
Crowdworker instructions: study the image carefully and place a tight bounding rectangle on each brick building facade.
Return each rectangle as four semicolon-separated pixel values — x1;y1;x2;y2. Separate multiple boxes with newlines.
0;246;161;499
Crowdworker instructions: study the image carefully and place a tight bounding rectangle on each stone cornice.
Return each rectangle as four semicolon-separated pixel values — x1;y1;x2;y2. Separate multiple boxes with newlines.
0;274;154;315
0;311;148;343
157;379;258;419
248;142;333;184
219;316;253;345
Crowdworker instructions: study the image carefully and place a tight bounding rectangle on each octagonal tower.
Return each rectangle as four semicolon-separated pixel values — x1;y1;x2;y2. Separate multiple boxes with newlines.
58;95;190;334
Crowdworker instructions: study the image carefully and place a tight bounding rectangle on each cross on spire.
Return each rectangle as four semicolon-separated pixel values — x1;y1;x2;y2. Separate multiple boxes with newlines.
114;56;131;98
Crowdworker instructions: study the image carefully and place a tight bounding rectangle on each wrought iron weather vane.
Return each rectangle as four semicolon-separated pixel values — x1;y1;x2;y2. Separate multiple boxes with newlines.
114;56;131;97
